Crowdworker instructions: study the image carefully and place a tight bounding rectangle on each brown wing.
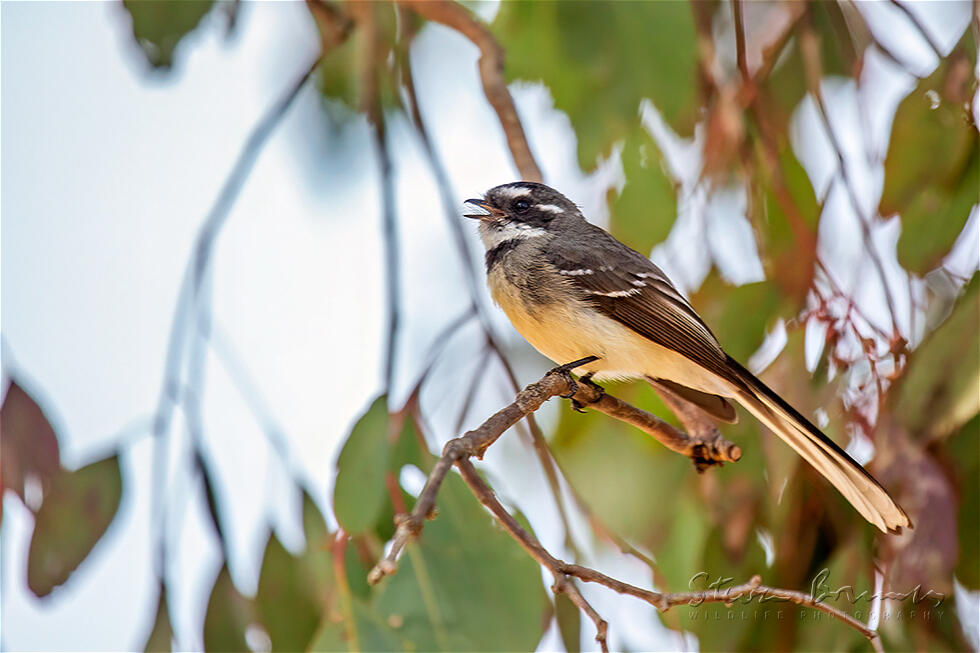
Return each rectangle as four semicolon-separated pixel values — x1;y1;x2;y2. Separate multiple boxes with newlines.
546;230;734;382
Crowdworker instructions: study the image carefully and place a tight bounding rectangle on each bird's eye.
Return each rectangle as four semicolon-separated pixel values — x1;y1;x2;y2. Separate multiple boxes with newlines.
514;200;530;212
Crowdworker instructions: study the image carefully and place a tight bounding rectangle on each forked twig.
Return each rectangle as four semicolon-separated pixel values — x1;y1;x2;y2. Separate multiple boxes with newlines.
368;366;881;650
399;0;542;181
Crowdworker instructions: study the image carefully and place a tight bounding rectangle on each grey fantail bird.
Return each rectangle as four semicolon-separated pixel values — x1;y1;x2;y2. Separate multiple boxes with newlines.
464;181;910;534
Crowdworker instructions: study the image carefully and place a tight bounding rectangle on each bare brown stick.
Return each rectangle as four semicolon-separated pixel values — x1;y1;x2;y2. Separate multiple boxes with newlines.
394;26;581;559
368;368;577;582
732;0;750;83
457;440;882;652
575;381;742;467
400;0;542;181
369;364;735;582
456;459;609;652
798;14;902;337
369;367;885;650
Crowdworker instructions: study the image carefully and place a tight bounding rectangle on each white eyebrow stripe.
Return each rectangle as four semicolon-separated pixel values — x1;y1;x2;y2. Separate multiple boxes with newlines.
586;288;642;298
497;186;532;199
538;204;564;214
558;268;594;276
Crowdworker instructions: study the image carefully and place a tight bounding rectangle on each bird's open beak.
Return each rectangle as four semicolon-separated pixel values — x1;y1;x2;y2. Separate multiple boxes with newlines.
463;198;504;220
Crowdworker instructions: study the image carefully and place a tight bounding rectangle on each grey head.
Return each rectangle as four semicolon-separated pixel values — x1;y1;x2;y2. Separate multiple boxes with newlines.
464;182;585;253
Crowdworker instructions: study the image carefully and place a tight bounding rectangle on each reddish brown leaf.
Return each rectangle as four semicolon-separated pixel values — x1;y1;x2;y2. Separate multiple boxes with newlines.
876;419;957;599
1;381;61;508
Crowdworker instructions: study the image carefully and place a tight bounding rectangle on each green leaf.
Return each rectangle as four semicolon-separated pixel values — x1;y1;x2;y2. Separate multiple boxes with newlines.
144;582;174;652
693;276;787;363
761;6;866;134
388;411;426;474
256;494;332;652
27;455;122;597
894;274;979;439
753;145;819;301
313;451;548;651
371;472;548;651
896;144;978;274
255;492;337;651
1;380;61;510
654;492;711;594
494;1;697;167
609;125;677;254
949;415;979;589
256;535;325;652
203;565;254;653
314;2;400;117
881;46;978;274
334;396;390;535
553;398;690;545
555;593;581;653
122;0;214;69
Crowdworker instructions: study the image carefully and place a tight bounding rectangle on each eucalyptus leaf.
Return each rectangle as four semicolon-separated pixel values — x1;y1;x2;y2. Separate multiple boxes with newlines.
27;456;122;597
610;126;677;254
494;1;697;167
122;0;214;69
881;46;978;274
203;565;253;653
0;380;61;509
333;396;390;535
895;274;979;439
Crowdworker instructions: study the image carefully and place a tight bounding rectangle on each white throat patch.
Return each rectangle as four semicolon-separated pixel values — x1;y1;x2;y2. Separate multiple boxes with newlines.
479;220;549;249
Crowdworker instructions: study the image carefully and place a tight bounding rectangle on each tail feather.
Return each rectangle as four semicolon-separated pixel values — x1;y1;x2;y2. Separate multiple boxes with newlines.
726;357;910;534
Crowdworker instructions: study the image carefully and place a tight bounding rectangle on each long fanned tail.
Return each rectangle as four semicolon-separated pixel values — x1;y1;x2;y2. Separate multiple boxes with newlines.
726;357;910;534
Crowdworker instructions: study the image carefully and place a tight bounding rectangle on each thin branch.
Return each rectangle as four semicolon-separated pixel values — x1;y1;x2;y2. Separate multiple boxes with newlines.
368;366;884;650
352;2;402;395
400;0;542;181
575;381;742;467
460;436;879;651
456;459;609;653
408;307;477;396
368;367;577;582
370;363;737;581
837;0;909;75
147;53;325;581
552;573;609;653
207;319;295;474
395;22;582;558
453;344;492;435
732;0;750;83
798;15;903;338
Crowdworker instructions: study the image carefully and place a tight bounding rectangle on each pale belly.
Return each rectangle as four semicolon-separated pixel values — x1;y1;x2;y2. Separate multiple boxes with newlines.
493;288;732;397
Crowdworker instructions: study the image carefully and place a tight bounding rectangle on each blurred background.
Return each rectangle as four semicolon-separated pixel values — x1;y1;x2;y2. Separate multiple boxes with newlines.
1;1;977;651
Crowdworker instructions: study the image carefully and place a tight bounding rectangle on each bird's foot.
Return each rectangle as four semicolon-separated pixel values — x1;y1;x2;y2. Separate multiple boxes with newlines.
569;372;605;413
578;372;605;397
546;356;599;401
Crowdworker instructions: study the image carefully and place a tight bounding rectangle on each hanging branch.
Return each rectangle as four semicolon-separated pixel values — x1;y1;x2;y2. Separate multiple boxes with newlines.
399;0;542;182
147;52;329;584
368;366;884;652
144;0;354;613
393;15;583;558
350;1;402;394
798;13;904;340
